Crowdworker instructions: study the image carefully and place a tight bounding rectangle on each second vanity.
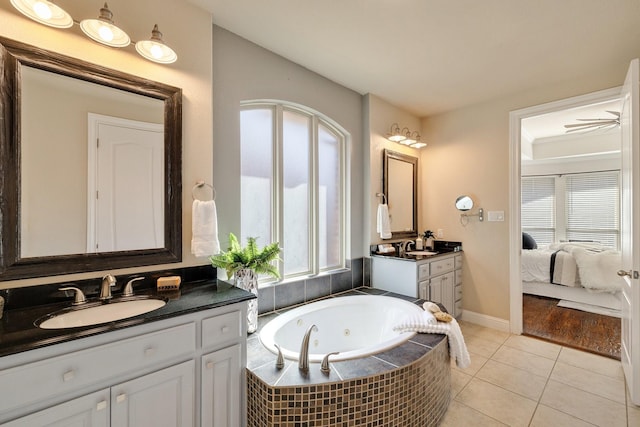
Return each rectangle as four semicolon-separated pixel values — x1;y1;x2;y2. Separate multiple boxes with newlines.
371;241;463;317
0;275;254;427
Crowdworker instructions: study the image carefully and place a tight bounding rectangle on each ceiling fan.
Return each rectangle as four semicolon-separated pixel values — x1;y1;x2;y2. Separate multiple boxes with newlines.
564;110;620;133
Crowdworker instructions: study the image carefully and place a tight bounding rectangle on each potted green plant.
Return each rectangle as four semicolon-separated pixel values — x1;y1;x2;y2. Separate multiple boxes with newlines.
210;233;281;333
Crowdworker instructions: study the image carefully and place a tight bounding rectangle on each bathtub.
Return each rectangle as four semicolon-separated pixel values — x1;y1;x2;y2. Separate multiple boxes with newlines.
259;295;423;362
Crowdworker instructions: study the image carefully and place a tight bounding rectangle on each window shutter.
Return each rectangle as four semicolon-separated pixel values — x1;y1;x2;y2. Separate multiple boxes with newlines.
521;176;556;245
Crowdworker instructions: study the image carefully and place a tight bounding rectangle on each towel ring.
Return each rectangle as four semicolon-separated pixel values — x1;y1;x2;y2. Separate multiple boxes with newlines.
192;181;216;201
375;192;387;204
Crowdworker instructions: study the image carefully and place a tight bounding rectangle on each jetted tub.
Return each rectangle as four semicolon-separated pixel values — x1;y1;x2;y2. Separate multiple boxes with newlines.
259;295;422;362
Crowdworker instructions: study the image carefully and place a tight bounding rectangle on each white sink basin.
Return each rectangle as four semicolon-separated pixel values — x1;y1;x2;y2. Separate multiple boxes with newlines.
407;251;438;256
37;298;166;329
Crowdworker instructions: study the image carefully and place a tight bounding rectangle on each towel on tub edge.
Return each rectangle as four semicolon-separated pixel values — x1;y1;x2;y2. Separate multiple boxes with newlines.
394;311;471;369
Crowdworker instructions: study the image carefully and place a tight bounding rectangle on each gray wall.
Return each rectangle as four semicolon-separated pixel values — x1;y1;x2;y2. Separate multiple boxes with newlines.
212;25;365;260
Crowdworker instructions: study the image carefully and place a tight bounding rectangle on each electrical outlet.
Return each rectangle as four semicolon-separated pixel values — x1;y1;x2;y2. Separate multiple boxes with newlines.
436;228;444;238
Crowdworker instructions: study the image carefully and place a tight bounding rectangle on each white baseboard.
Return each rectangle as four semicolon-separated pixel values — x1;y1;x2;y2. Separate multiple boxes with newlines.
460;310;510;333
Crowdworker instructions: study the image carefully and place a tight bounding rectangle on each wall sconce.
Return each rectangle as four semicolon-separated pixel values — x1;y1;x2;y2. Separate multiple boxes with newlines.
10;1;178;64
386;124;427;149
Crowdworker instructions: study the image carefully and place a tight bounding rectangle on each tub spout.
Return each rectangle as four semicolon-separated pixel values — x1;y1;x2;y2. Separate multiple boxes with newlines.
299;324;318;372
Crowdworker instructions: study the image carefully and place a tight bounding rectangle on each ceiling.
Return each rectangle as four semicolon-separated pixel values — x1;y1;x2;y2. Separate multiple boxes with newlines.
191;0;640;117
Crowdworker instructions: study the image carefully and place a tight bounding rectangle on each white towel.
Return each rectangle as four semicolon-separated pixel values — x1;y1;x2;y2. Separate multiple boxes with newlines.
394;314;471;369
191;199;220;257
376;203;392;239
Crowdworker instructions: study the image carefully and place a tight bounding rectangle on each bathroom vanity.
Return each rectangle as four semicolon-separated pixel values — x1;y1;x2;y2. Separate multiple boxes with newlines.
371;249;462;317
0;279;253;427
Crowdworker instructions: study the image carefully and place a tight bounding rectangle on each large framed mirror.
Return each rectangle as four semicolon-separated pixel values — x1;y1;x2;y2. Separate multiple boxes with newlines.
0;37;182;281
382;149;418;238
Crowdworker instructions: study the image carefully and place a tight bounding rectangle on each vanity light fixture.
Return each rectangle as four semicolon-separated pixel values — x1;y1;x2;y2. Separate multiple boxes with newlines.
80;3;130;48
386;125;427;149
135;25;178;64
10;0;73;28
11;1;178;64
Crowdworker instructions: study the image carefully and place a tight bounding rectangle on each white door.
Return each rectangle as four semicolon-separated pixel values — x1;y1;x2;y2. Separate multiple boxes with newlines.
87;114;164;252
620;58;640;406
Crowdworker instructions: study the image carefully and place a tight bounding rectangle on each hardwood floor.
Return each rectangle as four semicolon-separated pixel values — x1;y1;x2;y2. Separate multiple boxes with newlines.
522;294;621;360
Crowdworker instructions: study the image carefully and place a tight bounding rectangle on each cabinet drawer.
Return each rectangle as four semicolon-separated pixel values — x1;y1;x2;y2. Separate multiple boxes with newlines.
455;269;462;285
418;263;430;280
455;284;463;301
431;257;454;275
0;323;195;415
202;310;242;349
454;255;463;270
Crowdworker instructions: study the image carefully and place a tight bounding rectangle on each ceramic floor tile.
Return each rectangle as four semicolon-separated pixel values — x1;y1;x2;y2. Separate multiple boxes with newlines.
459;322;510;345
491;345;556;378
503;334;561;360
465;334;503;358
540;379;627;427
476;359;548;401
456;378;537;427
551;361;626;404
558;346;624;380
440;400;507;427
451;368;473;398
530;404;598;427
452;350;488;376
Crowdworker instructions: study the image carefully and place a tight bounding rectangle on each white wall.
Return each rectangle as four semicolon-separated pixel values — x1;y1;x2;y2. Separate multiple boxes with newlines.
0;0;214;288
211;26;364;258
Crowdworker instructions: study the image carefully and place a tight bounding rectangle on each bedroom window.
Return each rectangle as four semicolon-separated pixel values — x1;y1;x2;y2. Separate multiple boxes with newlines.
522;171;620;249
239;101;348;285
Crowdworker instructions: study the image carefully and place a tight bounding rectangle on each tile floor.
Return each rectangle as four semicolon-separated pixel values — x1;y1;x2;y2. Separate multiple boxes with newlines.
441;321;640;427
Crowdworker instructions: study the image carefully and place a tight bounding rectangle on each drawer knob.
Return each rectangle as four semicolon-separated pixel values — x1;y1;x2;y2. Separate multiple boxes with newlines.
96;400;108;411
221;326;230;334
62;370;75;382
206;361;214;369
116;393;127;403
144;347;157;357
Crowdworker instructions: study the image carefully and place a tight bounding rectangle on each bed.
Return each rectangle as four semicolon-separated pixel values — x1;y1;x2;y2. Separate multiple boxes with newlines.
521;241;624;314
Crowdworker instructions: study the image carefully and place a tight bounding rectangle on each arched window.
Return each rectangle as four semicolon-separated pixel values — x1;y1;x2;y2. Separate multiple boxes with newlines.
240;100;349;283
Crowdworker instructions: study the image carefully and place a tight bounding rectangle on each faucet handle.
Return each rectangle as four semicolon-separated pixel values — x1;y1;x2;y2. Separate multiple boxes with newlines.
320;351;340;374
274;344;285;370
59;286;87;305
122;277;144;297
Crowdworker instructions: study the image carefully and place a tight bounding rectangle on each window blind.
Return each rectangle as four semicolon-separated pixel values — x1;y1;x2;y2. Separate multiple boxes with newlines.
566;171;620;248
521;176;556;245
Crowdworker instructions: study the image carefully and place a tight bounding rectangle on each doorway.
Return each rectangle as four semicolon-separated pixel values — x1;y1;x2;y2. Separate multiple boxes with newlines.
508;87;622;342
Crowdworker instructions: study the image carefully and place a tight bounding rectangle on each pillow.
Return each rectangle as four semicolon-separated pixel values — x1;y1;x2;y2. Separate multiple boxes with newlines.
522;232;537;250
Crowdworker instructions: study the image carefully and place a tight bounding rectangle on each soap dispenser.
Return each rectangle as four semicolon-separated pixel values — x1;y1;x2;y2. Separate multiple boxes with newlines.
415;235;423;250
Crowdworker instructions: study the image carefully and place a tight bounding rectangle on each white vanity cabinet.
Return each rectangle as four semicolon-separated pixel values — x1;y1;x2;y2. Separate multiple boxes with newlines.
372;252;463;317
0;302;247;427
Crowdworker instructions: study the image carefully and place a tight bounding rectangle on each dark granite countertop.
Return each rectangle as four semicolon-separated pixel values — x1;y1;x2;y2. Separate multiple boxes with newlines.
247;287;447;387
0;279;255;358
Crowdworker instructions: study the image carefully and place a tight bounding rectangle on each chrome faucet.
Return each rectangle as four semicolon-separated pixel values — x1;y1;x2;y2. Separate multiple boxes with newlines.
399;240;414;256
100;274;116;300
299;324;318;372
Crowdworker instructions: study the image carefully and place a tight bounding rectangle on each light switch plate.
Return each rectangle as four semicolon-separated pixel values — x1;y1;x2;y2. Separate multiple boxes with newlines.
487;211;505;222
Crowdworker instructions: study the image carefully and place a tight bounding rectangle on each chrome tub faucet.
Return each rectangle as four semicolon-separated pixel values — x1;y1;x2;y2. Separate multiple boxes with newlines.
299;324;318;372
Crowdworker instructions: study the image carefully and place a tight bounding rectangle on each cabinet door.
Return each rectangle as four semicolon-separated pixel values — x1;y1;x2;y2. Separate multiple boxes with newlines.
201;344;241;427
3;389;109;427
429;272;455;314
111;360;194;427
428;279;442;303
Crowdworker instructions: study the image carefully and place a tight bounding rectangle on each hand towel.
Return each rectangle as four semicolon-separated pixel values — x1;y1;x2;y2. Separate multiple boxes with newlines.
394;314;471;369
191;199;220;257
376;203;392;239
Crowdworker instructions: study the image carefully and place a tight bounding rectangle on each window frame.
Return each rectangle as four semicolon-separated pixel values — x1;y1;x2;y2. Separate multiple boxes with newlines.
240;100;349;284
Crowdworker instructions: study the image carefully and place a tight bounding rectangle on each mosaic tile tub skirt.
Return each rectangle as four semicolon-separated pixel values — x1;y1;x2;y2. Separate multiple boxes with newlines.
247;338;451;426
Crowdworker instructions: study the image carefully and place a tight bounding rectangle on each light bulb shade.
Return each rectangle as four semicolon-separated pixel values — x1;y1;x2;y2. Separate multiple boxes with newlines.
80;3;130;47
135;25;177;64
386;123;406;142
410;142;427;148
10;0;73;28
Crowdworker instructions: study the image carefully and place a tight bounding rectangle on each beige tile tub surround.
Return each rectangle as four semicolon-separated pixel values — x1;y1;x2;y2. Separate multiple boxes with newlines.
247;338;450;426
442;321;637;427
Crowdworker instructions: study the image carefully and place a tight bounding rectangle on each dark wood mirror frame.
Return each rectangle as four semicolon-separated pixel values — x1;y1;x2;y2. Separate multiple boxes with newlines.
383;149;418;239
0;36;182;281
